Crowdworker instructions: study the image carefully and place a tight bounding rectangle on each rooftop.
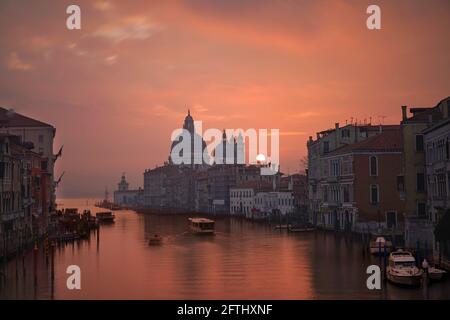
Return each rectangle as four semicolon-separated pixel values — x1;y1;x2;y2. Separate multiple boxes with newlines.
328;128;403;155
0;107;53;128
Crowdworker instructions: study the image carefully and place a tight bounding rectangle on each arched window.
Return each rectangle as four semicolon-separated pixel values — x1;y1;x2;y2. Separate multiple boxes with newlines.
370;156;378;176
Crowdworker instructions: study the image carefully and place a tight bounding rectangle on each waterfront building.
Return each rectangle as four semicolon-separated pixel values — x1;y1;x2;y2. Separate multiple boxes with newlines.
400;98;448;249
1;135;25;257
0;107;57;216
230;187;255;217
423;97;450;261
307;122;399;225
113;173;143;208
280;174;308;219
254;190;296;217
318;128;404;233
194;169;209;212
1;134;48;257
208;164;276;213
143;164;179;209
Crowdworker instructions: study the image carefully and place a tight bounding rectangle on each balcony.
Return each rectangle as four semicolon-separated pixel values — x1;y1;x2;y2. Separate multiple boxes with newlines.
1;210;23;222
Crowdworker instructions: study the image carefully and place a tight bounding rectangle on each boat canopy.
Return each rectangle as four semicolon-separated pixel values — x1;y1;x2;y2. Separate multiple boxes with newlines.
189;218;214;223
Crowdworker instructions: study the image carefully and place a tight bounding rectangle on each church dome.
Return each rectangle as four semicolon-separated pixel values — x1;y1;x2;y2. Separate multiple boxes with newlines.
169;110;209;165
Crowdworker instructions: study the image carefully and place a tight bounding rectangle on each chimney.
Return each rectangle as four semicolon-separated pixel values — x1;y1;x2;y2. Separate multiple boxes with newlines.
335;123;340;146
401;105;407;121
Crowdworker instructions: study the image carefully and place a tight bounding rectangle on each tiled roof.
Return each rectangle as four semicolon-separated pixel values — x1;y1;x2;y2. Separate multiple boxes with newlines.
403;107;442;123
233;180;273;192
402;96;449;124
0;107;53;128
329;129;403;155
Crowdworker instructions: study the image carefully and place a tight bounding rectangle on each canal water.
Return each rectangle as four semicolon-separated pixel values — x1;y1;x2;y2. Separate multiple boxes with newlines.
1;198;449;300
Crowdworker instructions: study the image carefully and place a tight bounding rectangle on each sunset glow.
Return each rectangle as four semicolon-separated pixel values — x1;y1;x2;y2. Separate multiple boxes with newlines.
0;0;449;198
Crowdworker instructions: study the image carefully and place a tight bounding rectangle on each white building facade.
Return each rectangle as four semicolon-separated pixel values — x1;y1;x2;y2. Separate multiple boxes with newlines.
230;187;255;217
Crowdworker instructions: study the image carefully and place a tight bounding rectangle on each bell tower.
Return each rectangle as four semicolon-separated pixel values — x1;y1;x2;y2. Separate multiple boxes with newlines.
118;173;129;191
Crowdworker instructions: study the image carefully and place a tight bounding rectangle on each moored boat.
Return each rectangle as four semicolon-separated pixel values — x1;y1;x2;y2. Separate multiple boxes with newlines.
148;234;163;245
96;211;115;223
369;236;392;255
387;250;423;287
188;217;215;234
289;225;315;232
428;267;447;282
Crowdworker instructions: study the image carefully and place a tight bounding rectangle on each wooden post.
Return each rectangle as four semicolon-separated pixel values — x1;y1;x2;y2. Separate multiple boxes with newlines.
379;240;382;267
33;242;38;288
383;244;387;282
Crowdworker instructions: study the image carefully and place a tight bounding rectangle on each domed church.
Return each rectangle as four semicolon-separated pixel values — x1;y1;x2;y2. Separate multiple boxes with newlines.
168;110;210;165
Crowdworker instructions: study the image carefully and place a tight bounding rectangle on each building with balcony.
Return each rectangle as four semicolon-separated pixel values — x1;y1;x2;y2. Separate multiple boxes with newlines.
317;128;404;234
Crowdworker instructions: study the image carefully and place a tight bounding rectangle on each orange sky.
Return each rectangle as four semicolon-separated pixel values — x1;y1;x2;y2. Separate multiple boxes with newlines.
0;0;449;197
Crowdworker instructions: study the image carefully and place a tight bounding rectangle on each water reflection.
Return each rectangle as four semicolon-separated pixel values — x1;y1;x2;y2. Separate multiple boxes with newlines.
0;198;449;299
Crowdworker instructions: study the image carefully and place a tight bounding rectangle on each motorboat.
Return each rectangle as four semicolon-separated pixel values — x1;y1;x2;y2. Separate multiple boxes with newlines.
428;267;447;282
148;234;163;245
288;224;315;232
188;217;215;234
369;236;392;255
96;211;115;223
387;250;423;286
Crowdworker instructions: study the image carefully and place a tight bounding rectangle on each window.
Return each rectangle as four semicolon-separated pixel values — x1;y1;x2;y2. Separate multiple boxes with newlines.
0;162;4;179
341;129;350;138
416;134;424;152
416;172;425;192
369;156;378;176
370;184;379;204
323;141;330;154
446;138;449;160
397;175;405;192
343;185;350;203
417;202;426;218
386;211;397;229
38;135;44;143
330;159;340;176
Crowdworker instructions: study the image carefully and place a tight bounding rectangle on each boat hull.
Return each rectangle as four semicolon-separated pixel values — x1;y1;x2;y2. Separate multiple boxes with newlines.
428;268;447;282
387;269;423;287
289;227;315;232
370;246;392;255
97;218;115;223
190;227;215;234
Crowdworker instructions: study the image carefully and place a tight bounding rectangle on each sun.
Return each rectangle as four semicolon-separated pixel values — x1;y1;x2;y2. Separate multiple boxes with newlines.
256;153;266;163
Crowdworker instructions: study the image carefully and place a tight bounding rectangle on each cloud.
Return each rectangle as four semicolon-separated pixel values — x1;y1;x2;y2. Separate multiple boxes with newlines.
192;104;208;113
92;16;163;43
93;0;113;12
104;54;118;65
291;111;319;118
6;52;32;71
149;105;183;118
278;131;307;136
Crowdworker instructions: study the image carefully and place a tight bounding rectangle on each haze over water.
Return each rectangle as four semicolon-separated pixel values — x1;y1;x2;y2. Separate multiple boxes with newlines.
1;199;449;300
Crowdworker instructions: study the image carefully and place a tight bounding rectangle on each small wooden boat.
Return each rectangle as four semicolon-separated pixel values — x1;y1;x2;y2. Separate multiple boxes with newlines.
96;211;115;223
60;232;80;241
387;250;423;287
428;267;447;282
369;236;392;255
188;217;215;234
274;224;291;230
289;225;315;232
148;234;163;245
